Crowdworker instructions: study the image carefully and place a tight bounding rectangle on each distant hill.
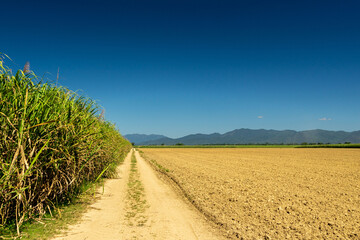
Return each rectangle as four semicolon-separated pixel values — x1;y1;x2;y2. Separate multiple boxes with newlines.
136;129;360;145
124;134;167;145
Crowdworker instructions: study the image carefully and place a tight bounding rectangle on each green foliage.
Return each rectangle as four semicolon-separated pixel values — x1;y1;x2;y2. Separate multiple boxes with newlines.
0;60;131;234
138;144;360;148
296;144;360;148
138;144;299;148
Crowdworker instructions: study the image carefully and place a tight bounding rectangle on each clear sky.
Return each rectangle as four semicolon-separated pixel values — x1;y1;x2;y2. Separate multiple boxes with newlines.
2;0;359;138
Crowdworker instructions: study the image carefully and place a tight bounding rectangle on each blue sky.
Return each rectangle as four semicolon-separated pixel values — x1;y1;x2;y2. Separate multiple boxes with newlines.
2;0;359;138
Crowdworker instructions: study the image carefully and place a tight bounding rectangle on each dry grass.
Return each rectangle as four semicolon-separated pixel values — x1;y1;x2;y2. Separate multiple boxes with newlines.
125;152;148;227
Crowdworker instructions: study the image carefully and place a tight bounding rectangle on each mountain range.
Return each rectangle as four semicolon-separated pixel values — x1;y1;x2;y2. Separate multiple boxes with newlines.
124;129;360;145
123;134;167;145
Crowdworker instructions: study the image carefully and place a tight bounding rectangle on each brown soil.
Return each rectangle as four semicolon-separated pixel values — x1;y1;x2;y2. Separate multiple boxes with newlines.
140;148;360;239
52;150;222;240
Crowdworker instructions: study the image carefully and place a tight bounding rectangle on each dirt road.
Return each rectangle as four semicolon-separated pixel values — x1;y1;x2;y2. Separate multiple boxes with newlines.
52;149;221;240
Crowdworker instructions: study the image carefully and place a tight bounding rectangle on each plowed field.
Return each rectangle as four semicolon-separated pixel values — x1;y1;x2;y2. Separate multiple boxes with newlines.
140;148;360;239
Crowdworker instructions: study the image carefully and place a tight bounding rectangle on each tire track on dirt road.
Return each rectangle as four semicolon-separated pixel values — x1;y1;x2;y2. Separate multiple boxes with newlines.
132;150;222;240
52;151;133;240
